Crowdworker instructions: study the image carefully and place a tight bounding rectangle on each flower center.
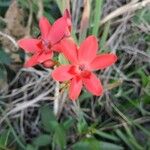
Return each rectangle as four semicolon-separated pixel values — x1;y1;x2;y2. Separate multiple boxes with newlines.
42;39;51;49
79;64;85;71
68;64;90;78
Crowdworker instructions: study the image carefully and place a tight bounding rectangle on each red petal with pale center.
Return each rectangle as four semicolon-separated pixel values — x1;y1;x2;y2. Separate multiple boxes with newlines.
78;36;98;64
24;53;39;67
39;17;51;40
48;17;68;45
60;38;78;64
37;51;53;63
51;43;62;52
83;73;103;96
69;77;82;101
52;65;74;81
18;39;41;53
90;54;117;70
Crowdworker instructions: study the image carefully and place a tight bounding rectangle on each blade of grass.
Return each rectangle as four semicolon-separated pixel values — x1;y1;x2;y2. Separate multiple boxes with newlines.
134;123;150;137
71;30;78;45
92;0;103;37
4;129;11;147
124;125;143;150
0;107;26;150
100;21;111;50
111;103;130;123
116;129;134;150
95;130;120;142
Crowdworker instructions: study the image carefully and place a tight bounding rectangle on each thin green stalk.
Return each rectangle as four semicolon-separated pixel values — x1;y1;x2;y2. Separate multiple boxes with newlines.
92;0;103;37
100;21;110;51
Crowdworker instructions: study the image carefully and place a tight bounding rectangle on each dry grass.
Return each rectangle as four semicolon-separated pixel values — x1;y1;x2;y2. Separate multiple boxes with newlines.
0;0;150;148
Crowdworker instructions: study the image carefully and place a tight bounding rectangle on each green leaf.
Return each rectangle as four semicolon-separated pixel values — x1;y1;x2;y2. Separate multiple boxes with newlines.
26;144;37;150
73;138;100;150
77;118;88;134
62;117;74;131
73;138;124;150
101;142;123;150
40;105;58;133
40;106;66;149
58;53;69;65
33;134;51;147
95;130;120;142
53;124;66;149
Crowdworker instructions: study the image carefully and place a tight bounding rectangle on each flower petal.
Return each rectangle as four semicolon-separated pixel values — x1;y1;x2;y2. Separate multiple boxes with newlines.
51;43;62;52
24;53;39;67
69;77;82;100
39;17;51;40
90;54;117;70
60;38;78;64
63;9;72;36
18;38;41;53
48;16;68;45
78;36;98;63
52;65;74;81
43;60;54;68
37;51;53;63
83;73;103;96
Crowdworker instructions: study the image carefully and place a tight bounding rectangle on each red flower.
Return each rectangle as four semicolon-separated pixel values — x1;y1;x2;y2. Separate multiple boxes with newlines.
52;36;117;100
18;9;71;67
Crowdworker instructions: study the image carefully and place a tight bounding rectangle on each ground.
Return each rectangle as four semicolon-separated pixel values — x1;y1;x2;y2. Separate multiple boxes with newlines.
0;0;150;150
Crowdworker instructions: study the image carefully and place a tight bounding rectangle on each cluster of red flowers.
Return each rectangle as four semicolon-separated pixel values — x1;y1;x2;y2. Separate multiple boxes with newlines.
18;9;117;101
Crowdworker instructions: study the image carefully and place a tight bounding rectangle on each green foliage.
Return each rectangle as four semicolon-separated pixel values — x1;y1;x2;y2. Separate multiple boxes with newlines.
95;130;120;142
73;137;101;150
32;134;51;148
0;1;150;150
40;106;58;133
0;129;10;149
58;53;69;65
26;144;37;150
79;91;92;102
92;0;104;37
100;21;110;50
40;106;67;149
73;137;124;150
133;8;150;24
77;118;88;134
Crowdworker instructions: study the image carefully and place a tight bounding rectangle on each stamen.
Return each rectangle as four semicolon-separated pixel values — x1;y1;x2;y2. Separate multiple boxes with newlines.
79;64;85;71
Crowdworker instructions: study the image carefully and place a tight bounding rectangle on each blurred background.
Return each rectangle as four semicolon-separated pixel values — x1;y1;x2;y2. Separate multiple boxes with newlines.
0;0;150;149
